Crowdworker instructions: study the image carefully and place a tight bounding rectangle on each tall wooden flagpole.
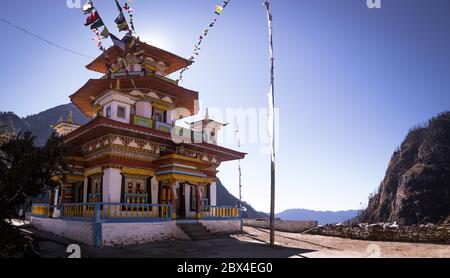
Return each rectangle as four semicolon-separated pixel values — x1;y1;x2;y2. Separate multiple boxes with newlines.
264;0;276;247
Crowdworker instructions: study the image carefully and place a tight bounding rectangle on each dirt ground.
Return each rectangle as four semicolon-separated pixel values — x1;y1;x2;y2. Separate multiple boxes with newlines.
23;224;450;258
235;227;450;258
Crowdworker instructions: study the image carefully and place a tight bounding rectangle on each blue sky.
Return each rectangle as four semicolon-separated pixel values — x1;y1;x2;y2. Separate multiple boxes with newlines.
1;0;450;212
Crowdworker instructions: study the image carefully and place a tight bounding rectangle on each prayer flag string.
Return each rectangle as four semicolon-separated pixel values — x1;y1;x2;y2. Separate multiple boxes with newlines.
177;0;231;82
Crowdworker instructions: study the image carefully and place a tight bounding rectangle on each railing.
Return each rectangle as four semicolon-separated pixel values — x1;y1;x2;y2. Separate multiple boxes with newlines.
201;206;241;219
62;203;96;219
61;203;173;223
131;116;210;144
88;193;102;203
133;115;153;129
31;204;51;218
125;193;148;204
156;121;173;133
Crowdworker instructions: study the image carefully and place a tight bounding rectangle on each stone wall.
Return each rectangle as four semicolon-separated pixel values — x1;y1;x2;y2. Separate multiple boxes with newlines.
309;225;450;244
31;217;94;245
200;220;242;234
243;219;318;233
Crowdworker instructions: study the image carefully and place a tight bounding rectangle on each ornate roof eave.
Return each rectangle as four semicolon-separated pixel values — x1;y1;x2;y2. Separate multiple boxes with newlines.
63;117;247;162
69;75;199;117
86;42;192;75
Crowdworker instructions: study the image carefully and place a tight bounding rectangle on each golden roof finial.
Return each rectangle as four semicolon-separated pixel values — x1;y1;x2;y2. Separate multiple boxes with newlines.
205;108;210;120
115;78;121;90
68;111;73;124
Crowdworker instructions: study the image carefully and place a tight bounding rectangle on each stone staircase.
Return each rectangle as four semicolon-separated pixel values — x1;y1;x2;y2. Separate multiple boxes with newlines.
177;223;216;240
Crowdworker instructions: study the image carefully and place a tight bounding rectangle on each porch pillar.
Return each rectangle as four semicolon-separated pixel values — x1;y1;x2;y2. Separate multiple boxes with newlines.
83;177;88;203
171;180;177;220
210;181;217;207
103;168;122;203
196;185;201;220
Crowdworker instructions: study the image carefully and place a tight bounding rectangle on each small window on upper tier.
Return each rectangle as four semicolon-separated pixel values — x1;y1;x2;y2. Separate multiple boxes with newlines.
106;106;112;118
117;106;126;119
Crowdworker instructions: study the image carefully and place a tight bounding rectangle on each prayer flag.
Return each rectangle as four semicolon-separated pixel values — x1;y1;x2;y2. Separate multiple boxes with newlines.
82;1;95;14
110;33;126;50
100;27;110;39
84;11;99;26
117;21;130;32
90;18;104;30
215;5;224;15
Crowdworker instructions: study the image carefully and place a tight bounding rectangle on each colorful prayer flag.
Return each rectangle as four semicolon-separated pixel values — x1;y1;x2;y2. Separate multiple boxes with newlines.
115;13;126;25
215;5;224;15
110;33;126;50
82;1;95;14
117;21;130;32
90;18;104;30
100;27;110;39
84;11;99;26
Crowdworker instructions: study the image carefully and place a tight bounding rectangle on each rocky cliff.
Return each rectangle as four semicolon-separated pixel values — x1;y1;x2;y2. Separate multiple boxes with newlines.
358;112;450;225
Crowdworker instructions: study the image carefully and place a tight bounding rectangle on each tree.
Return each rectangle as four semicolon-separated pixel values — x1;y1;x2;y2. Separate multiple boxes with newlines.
0;132;70;258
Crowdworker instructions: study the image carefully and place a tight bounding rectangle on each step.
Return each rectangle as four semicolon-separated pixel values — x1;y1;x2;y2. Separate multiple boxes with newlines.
177;223;216;240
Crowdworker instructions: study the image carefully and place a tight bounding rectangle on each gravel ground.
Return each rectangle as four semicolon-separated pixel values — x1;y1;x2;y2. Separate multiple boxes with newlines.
236;227;450;258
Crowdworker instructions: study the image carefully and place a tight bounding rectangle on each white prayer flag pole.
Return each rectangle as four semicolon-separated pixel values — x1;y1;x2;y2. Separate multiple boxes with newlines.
264;0;276;247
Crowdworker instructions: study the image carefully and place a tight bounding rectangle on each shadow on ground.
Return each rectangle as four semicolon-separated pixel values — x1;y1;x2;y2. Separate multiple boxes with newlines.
23;226;315;258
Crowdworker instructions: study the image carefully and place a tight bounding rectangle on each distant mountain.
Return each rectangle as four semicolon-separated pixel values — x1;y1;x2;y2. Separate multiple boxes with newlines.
276;209;361;225
0;103;89;146
216;179;268;219
0;104;267;219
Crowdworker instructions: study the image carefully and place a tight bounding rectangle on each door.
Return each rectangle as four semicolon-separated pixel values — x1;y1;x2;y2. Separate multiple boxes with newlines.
176;183;186;218
159;184;172;217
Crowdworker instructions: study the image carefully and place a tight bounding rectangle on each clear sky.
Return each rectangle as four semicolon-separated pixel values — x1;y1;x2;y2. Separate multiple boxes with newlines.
1;0;450;213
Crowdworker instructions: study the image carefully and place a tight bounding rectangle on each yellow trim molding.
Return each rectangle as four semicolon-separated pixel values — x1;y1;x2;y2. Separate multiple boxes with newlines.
122;167;155;177
156;173;214;184
157;154;202;164
66;175;85;183
85;167;103;177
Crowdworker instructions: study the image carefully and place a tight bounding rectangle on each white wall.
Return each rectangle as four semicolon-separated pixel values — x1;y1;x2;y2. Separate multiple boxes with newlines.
31;218;94;245
136;101;152;119
210;182;217;206
103;168;122;203
103;101;131;124
151;177;159;204
200;220;241;234
166;110;174;124
97;91;135;124
102;222;190;246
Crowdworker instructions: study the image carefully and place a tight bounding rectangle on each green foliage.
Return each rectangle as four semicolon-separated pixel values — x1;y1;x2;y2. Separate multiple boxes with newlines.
0;222;39;258
0;132;70;257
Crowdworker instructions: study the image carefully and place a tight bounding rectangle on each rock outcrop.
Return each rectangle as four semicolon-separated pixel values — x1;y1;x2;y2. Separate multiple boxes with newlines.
358;112;450;225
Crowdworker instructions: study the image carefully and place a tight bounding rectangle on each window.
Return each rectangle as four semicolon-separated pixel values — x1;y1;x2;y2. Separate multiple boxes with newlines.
136;182;142;194
106;106;112;118
153;108;165;122
190;186;197;211
117;106;126;119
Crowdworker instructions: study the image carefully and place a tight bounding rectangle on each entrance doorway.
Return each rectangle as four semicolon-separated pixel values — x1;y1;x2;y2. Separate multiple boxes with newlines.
158;182;186;219
176;183;186;219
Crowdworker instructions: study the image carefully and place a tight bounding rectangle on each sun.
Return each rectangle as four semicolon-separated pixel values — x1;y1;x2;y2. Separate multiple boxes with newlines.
139;32;170;50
